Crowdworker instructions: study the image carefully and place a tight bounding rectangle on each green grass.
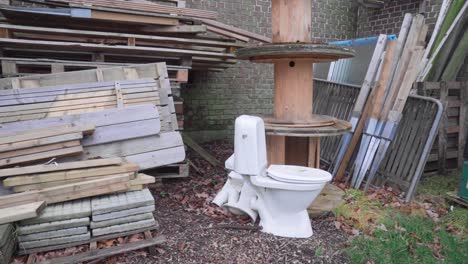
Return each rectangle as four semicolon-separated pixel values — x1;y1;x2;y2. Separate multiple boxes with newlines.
336;186;468;264
346;213;468;264
442;207;468;236
417;172;460;197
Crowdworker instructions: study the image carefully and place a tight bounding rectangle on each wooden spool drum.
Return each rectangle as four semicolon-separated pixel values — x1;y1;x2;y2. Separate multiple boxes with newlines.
236;0;355;168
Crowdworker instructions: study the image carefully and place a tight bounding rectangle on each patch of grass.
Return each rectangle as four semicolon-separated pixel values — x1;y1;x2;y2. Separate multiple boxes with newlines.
417;171;460;197
333;189;387;232
314;245;323;257
442;207;468;236
346;213;468;264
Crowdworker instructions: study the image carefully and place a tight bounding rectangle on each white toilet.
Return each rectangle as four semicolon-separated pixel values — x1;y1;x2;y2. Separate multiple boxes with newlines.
213;115;332;238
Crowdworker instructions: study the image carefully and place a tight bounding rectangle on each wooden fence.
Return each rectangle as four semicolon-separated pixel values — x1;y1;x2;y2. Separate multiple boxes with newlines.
314;79;442;199
417;81;467;174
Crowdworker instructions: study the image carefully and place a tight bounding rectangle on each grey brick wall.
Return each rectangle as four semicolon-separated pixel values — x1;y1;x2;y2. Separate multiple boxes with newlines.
356;0;421;37
356;0;466;81
183;0;359;140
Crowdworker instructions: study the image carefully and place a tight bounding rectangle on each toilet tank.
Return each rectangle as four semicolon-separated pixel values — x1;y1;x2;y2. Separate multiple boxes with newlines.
234;115;267;175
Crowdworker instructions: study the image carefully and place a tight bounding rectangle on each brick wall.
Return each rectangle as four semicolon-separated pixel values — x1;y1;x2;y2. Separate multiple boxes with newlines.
356;0;466;81
356;0;421;37
183;0;359;140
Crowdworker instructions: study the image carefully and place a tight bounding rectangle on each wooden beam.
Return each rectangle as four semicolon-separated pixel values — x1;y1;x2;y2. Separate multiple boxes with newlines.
0;146;84;168
0;158;123;178
0;201;46;225
3;163;138;187
52;0;219;19
0;174;131;208
46;236;166;264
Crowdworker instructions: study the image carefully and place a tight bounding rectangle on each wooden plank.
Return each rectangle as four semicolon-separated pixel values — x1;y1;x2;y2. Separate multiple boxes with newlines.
45;235;166;264
202;25;249;42
199;18;271;43
90;9;178;26
0;38;235;59
439;82;449;174
0;105;160;137
0;174;131;208
52;0;218;19
0;63;167;90
0;133;83;153
124;145;185;170
0;24;244;49
75;132;183;159
0;201;46;225
181;133;221;167
1;60;17;75
0;158;122;178
0;146;84;168
130;173;156;186
3;163;138;187
0;140;80;159
12;174;132;192
458;84;466;168
0;124;94;145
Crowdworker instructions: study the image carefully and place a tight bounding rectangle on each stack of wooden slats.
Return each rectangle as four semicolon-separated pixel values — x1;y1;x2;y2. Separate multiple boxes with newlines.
332;13;431;193
0;0;270;74
0;124;93;168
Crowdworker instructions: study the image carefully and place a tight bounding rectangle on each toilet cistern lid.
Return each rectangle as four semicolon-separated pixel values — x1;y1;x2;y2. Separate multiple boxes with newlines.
267;165;332;183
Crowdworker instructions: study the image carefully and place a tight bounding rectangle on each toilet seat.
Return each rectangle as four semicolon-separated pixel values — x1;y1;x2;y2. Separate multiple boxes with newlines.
267;165;332;184
251;175;325;191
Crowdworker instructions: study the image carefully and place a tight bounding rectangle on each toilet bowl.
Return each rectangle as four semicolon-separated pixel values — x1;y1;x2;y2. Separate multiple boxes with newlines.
250;165;331;238
212;115;331;238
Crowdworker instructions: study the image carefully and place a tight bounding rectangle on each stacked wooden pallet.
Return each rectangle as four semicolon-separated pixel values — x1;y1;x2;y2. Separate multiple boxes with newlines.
418;81;467;174
0;124;93;168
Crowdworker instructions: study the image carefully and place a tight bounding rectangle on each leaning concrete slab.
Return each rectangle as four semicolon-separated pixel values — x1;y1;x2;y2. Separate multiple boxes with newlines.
92;218;156;237
19;232;91;250
17;217;90;235
91;212;153;229
91;189;154;215
20;199;91;225
18;227;88;243
92;205;155;222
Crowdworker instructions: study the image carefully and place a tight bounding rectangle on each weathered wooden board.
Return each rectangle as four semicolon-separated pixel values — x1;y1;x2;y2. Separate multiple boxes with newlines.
3;164;138;187
0;158;122;179
0;201;46;225
0;63;168;90
0;174;131;208
0;146;84;168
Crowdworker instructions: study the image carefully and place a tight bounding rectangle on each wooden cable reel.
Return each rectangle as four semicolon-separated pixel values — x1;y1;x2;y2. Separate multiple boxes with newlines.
236;0;355;167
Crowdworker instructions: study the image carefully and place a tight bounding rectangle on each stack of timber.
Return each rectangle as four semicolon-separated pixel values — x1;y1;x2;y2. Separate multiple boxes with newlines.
418;0;468;82
0;62;179;131
0;224;15;264
90;189;157;237
0;124;93;168
0;63;187;171
0;0;270;73
417;81;467;174
331;13;430;192
14;188;159;255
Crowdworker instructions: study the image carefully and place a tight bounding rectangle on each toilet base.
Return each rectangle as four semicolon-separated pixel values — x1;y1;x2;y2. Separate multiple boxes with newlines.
259;209;313;238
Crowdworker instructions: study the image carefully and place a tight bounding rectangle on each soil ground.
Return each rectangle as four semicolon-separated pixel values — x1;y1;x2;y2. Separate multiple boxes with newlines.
118;140;351;263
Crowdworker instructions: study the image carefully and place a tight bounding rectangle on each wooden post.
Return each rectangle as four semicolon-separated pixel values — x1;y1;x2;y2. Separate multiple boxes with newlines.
268;0;319;167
